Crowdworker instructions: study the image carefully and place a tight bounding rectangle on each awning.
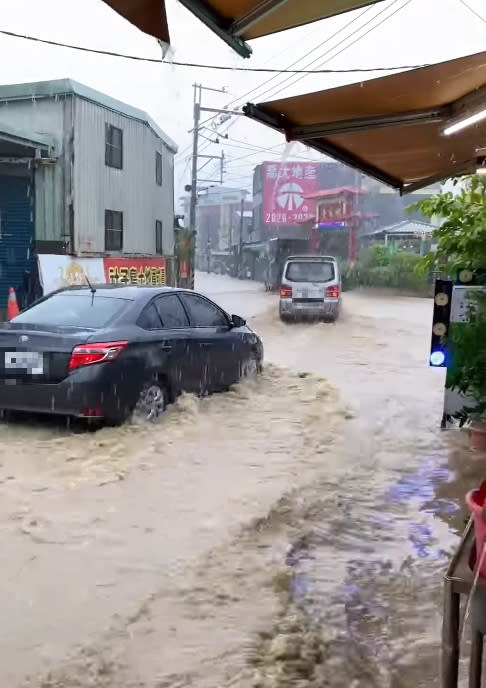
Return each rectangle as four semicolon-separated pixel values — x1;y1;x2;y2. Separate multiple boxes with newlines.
0;123;56;162
101;0;385;57
243;51;486;193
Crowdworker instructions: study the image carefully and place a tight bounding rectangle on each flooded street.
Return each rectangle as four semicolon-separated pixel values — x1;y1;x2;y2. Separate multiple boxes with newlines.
1;274;481;687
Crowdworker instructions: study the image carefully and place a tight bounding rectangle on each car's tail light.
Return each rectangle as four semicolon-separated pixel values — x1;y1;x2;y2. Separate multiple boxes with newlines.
68;341;128;371
325;285;340;298
280;285;292;298
81;406;104;418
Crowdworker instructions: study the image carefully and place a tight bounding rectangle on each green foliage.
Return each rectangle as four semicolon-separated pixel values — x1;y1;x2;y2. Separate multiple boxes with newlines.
344;249;428;292
409;175;486;275
446;293;486;419
365;243;392;268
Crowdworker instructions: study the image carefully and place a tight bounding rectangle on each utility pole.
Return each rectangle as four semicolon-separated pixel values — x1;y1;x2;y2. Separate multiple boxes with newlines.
187;84;232;279
189;83;201;232
238;196;244;278
188;84;229;231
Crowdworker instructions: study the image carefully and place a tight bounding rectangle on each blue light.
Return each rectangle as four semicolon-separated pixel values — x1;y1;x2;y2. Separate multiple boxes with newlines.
430;350;446;367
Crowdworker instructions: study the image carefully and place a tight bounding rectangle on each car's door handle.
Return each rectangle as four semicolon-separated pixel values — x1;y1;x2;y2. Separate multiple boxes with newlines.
201;342;214;347
161;343;173;351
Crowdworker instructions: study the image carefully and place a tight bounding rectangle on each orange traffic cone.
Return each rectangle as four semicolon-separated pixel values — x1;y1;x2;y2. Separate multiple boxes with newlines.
7;288;19;320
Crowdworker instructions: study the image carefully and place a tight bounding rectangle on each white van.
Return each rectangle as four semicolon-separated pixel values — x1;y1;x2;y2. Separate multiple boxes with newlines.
279;255;341;322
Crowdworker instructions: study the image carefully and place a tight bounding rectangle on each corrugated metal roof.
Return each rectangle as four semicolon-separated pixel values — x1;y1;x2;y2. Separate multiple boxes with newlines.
101;0;385;58
362;219;434;237
244;51;486;193
0;78;177;153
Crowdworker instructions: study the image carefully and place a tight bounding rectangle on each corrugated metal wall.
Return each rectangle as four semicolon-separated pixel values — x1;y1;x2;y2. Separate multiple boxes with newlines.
34;164;64;242
73;97;174;256
0;175;35;308
0;97;65;243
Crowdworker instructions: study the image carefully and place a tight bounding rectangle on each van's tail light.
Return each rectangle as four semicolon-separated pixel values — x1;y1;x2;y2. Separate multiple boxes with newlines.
68;341;128;371
325;285;340;298
280;285;292;299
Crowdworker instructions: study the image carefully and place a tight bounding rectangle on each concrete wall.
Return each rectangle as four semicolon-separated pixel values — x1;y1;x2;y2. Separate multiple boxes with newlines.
72;96;174;256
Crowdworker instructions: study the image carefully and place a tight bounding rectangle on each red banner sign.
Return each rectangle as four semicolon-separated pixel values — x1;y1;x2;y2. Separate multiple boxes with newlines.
103;257;167;286
263;161;319;226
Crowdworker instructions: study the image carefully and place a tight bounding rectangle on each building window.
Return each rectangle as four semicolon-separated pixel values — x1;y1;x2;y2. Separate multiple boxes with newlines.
155;220;163;255
105;210;123;251
155;151;162;186
105;124;123;169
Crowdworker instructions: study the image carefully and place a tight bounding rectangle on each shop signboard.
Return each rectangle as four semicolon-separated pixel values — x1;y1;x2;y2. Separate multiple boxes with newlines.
37;255;105;295
103;257;166;286
38;255;167;295
262;161;319;226
317;196;353;224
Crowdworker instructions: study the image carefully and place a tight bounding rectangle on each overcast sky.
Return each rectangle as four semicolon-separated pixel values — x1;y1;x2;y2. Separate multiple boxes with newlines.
0;0;484;206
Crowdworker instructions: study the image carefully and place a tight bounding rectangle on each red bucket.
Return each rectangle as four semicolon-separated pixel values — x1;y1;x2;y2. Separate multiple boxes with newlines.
466;481;486;578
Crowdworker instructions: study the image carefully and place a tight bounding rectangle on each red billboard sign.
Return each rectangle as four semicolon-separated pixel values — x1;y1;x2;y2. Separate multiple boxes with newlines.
103;257;167;286
263;161;319;226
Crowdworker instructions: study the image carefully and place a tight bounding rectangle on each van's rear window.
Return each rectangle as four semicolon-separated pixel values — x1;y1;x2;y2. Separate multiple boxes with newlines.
285;261;335;283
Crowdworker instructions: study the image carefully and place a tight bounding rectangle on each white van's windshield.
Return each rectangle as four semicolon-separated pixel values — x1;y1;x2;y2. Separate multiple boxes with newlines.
285;261;335;283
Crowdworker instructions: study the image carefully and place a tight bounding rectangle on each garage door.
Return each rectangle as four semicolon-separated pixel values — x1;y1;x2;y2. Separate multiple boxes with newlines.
0;175;34;310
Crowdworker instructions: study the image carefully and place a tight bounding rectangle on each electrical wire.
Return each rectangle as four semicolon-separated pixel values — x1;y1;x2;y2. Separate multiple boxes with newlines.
0;28;428;74
192;1;389;135
198;0;413;179
262;0;414;101
196;0;413;161
214;3;377;110
456;0;486;23
192;1;400;166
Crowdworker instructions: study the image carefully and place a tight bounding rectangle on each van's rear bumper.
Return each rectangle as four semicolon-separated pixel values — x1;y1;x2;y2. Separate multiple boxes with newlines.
280;297;339;318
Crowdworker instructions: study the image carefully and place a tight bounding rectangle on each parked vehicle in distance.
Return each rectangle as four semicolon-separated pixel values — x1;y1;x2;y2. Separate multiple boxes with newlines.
279;255;341;322
0;285;263;425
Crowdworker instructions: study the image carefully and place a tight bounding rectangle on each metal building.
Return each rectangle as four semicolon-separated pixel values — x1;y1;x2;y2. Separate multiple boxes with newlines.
0;78;177;310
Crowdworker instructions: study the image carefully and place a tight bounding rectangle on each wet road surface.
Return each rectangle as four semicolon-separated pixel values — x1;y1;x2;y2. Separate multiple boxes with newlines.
1;273;482;687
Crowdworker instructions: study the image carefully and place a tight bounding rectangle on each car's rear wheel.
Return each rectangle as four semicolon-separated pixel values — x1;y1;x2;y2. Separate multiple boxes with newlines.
133;379;168;423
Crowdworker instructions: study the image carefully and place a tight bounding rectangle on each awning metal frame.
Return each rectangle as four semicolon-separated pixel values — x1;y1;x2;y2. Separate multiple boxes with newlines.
177;0;384;58
244;79;486;193
178;0;253;58
243;101;405;188
229;0;291;37
287;107;450;140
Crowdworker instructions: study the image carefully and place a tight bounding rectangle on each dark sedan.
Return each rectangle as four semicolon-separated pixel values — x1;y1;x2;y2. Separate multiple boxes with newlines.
0;285;263;424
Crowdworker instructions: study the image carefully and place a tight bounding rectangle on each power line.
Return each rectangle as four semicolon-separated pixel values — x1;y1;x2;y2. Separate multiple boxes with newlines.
456;0;486;23
192;1;401;164
191;1;390;139
262;0;414;101
195;0;410;177
195;0;413;163
0;28;428;74
217;2;377;109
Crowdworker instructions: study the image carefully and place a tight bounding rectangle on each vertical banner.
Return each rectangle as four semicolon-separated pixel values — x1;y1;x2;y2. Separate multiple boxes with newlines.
263;161;319;225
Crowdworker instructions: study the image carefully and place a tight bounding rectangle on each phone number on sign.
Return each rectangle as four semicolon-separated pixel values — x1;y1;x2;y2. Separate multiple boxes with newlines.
265;212;313;224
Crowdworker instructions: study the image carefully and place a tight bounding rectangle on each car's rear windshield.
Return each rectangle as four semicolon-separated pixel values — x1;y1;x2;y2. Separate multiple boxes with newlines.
285;261;335;283
11;293;129;328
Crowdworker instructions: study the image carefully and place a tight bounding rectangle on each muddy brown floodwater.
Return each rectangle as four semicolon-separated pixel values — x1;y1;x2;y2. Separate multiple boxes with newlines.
0;273;483;687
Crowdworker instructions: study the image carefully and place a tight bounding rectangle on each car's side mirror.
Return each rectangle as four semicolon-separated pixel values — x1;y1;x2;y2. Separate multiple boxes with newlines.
231;314;246;328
